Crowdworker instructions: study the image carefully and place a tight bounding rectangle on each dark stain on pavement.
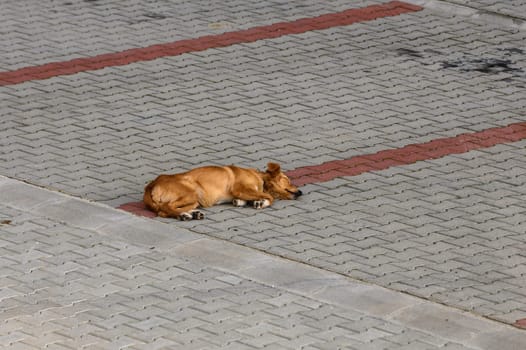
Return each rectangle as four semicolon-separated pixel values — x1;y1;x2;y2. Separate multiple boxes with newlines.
397;46;524;75
396;46;526;86
127;12;168;24
396;48;424;58
441;58;520;74
500;48;524;55
144;13;168;20
440;47;525;78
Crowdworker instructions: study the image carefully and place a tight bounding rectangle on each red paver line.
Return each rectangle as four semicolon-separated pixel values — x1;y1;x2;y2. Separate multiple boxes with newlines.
120;122;526;216
0;1;421;86
287;122;526;186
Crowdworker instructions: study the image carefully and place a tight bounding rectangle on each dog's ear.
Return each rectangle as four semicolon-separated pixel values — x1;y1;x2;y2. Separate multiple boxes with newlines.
266;162;281;176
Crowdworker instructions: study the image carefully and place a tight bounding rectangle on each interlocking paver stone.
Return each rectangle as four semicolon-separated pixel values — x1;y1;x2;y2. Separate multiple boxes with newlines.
180;141;526;324
1;1;526;205
4;181;520;349
2;0;526;346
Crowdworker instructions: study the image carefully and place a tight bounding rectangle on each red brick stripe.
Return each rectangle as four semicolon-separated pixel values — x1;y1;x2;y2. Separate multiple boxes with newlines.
287;122;526;186
120;122;526;217
0;1;421;86
514;318;526;329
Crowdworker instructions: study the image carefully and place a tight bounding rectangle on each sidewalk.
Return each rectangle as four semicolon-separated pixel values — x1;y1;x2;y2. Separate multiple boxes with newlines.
1;0;526;348
2;175;525;349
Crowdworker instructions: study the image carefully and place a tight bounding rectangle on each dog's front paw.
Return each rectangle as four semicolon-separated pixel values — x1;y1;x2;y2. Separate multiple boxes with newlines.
253;199;270;209
232;199;247;207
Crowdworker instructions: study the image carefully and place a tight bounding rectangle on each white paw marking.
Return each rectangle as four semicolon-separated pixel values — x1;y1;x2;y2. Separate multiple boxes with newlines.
179;212;193;221
233;199;247;207
253;199;270;209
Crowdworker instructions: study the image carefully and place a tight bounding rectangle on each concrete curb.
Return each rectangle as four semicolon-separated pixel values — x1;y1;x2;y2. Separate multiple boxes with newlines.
0;175;201;248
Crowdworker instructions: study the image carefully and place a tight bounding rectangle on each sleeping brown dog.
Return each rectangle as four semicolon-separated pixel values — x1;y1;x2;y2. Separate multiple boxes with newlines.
144;162;302;220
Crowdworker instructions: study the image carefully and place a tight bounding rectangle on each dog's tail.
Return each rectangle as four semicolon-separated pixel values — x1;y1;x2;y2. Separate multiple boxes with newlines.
143;180;158;212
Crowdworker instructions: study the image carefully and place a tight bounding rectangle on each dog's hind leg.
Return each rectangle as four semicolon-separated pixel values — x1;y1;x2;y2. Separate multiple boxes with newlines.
158;201;203;220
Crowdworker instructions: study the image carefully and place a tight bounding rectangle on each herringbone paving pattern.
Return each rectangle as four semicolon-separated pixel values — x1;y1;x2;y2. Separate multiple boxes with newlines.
1;0;526;339
0;0;380;71
0;204;479;349
1;6;525;205
175;140;526;324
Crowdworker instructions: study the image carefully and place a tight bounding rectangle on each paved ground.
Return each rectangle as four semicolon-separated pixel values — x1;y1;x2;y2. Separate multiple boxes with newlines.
1;0;526;348
2;176;526;349
433;0;526;20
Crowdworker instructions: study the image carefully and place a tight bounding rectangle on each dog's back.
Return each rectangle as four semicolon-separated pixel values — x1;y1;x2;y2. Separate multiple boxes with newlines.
143;163;301;219
143;166;236;215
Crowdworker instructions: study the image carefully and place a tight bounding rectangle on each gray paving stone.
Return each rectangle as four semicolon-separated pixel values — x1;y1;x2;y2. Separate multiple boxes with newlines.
176;142;526;324
2;0;526;347
2;1;526;206
34;198;130;230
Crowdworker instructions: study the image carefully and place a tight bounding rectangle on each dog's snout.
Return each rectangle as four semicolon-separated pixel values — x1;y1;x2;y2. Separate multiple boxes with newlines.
294;190;303;198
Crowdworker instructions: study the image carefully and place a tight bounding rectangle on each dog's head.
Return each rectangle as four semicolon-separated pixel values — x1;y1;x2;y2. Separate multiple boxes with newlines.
263;162;302;200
